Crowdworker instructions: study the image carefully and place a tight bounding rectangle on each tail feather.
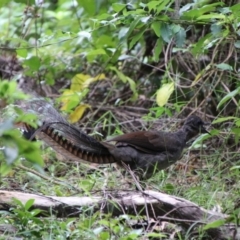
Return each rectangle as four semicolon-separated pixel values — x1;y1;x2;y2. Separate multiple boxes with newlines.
17;99;116;164
25;123;116;164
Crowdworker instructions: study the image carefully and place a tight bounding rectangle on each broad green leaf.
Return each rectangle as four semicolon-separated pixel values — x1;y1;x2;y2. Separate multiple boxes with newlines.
234;40;240;48
153;38;163;62
140;16;151;23
69;104;91;123
2;129;44;166
215;63;233;71
151;21;161;37
25;199;35;211
129;29;145;49
0;164;12;176
179;3;193;15
86;49;106;57
197;13;226;20
147;1;160;11
110;67;127;83
156;82;174;107
126;17;141;39
156;0;172;13
160;23;172;43
0;0;10;7
230;165;240;170
192;33;212;55
203;219;225;230
126;77;138;101
190;133;211;149
212;117;236;124
211;24;222;36
235;119;240;127
217;87;240;109
175;26;186;47
231;3;240;12
24;56;41;71
147;0;171;13
182;3;224;20
112;3;125;12
77;0;96;15
16;49;28;58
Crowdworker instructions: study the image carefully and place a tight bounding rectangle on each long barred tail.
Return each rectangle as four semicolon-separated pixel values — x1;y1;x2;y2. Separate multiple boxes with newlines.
18;99;116;164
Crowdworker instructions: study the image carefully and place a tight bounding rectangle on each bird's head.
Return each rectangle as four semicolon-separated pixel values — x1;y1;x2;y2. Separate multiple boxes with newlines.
183;115;210;140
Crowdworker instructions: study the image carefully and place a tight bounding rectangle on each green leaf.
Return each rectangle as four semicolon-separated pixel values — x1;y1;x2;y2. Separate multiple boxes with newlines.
147;1;160;11
147;0;171;13
211;24;222;36
0;0;10;7
126;77;138;101
126;17;141;39
179;3;194;15
16;49;28;58
25;199;35;211
234;40;240;48
129;29;145;49
212;117;236;124
203;219;225;230
156;82;174;107
215;63;233;71
197;13;226;20
12;198;25;208
86;49;106;57
151;21;161;37
2;129;44;166
160;23;172;43
77;0;96;15
192;33;212;55
175;26;186;47
153;38;163;62
190;133;210;149
217;87;240;109
24;56;41;71
112;3;125;13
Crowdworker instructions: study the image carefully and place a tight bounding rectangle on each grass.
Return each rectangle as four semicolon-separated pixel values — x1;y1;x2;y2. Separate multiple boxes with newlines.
1;120;240;239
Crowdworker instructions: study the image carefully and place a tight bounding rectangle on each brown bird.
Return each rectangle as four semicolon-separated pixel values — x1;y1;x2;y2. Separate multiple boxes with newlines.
18;99;210;179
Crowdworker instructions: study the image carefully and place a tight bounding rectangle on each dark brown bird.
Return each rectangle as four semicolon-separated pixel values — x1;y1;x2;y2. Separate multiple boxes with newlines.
18;99;210;179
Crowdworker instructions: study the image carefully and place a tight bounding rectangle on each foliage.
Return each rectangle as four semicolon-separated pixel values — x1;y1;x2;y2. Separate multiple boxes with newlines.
0;81;43;175
1;0;240;238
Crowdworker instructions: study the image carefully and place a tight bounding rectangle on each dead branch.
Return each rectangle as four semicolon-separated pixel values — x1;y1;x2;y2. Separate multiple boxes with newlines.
0;189;239;239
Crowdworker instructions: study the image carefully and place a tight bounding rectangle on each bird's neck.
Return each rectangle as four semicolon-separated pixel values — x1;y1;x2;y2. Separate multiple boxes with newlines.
180;124;198;142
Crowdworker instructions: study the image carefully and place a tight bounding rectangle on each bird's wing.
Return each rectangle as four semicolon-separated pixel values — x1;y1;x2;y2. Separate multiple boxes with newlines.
107;131;183;153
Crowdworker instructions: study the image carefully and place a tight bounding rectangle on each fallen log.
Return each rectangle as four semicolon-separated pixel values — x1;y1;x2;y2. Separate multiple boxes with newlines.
0;189;239;239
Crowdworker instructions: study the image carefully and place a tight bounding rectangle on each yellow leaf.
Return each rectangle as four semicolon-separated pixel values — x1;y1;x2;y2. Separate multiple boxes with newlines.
156;82;174;107
70;73;105;91
60;89;79;111
71;74;91;91
69;104;91;123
